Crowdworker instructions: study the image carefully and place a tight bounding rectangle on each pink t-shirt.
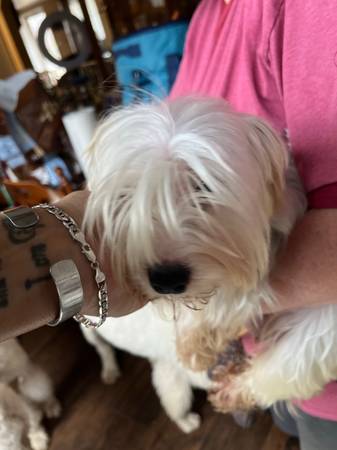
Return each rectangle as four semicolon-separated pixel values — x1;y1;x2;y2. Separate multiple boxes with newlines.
170;0;337;421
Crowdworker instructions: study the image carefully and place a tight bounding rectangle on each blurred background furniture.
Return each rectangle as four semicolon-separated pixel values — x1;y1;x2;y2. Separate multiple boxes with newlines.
2;179;64;206
0;0;201;210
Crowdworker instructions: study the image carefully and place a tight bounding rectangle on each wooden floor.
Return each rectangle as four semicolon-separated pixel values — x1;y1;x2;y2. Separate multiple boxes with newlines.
20;323;299;450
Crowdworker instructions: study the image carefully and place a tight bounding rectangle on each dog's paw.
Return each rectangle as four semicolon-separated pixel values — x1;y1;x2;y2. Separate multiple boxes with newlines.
101;367;121;385
28;429;49;450
44;397;62;418
209;376;256;413
176;412;201;433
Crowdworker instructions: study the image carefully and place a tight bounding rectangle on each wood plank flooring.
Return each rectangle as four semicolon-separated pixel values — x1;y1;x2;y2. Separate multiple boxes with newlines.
20;324;298;450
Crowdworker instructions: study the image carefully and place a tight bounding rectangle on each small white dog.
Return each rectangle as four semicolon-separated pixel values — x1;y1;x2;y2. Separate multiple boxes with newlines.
81;304;212;433
84;96;337;412
0;339;61;450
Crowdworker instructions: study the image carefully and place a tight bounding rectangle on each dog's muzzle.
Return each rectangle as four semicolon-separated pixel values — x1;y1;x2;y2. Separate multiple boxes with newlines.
148;263;191;295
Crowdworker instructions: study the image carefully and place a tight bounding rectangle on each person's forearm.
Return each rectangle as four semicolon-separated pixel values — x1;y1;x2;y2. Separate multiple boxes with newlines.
0;206;97;341
0;190;148;341
268;209;337;312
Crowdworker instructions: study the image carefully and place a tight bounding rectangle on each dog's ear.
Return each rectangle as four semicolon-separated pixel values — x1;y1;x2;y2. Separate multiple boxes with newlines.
244;115;288;216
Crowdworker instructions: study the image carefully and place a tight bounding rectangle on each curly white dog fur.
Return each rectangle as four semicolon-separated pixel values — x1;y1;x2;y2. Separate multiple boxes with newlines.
84;96;337;411
0;339;61;450
81;304;211;433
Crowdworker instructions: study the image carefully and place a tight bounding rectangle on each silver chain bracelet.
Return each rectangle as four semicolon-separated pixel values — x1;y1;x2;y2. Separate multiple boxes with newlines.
35;204;108;328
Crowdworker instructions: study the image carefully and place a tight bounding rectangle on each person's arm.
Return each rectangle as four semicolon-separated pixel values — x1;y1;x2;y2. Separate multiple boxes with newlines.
267;208;337;313
0;190;143;341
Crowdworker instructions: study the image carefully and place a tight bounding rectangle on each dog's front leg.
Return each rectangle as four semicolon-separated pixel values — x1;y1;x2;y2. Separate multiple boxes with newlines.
151;360;201;433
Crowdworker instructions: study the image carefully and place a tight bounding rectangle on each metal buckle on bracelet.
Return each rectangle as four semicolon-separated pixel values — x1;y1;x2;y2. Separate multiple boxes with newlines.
49;260;84;327
2;205;39;229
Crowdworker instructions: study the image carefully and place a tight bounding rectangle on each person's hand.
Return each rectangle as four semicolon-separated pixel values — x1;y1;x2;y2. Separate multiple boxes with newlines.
56;190;148;317
264;209;337;313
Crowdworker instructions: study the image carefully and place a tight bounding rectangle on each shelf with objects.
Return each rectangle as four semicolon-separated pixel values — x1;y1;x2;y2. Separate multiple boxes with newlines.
0;71;77;209
2;0;116;179
0;0;201;208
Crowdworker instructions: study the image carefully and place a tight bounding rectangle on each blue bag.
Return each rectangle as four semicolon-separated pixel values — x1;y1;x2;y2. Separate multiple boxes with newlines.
112;21;188;104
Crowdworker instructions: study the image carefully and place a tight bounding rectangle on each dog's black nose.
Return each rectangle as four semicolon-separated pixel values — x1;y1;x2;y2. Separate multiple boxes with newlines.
148;263;191;295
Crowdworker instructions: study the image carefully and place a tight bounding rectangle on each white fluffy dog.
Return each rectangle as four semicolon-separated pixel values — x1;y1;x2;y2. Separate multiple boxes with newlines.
81;305;212;433
84;96;337;413
0;339;61;450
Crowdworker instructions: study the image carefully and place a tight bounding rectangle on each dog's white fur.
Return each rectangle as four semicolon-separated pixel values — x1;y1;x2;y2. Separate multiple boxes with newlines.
0;339;61;450
81;304;211;433
84;96;337;411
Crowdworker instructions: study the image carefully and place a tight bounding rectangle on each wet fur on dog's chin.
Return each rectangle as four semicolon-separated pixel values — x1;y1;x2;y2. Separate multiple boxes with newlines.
84;97;337;409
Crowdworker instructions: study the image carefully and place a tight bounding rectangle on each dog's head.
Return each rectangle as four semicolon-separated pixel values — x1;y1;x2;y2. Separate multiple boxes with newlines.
85;96;307;368
86;96;294;302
